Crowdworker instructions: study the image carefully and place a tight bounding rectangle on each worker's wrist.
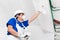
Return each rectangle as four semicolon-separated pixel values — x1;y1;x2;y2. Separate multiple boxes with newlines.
18;33;21;37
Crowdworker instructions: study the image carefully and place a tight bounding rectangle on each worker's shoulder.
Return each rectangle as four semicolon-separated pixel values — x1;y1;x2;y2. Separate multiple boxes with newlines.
9;18;16;21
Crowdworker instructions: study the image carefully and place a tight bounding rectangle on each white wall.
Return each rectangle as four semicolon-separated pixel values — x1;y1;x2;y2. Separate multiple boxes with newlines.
0;0;54;40
32;0;54;40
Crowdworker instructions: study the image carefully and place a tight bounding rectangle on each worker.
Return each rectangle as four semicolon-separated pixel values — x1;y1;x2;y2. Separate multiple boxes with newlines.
6;10;40;40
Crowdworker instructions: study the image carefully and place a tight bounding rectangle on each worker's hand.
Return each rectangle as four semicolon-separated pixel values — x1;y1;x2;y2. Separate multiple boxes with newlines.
24;32;31;37
18;32;28;38
40;9;47;14
35;11;41;14
20;34;26;38
20;32;31;38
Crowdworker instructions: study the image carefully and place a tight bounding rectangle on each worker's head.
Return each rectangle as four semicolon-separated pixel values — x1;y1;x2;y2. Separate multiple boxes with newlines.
14;10;25;20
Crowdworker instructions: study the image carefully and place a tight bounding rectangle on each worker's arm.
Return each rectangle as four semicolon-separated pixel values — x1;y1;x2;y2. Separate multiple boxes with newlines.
7;25;18;37
54;19;60;24
28;11;40;24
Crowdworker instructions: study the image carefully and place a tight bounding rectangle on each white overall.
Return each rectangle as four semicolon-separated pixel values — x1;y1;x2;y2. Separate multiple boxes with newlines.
7;22;31;40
